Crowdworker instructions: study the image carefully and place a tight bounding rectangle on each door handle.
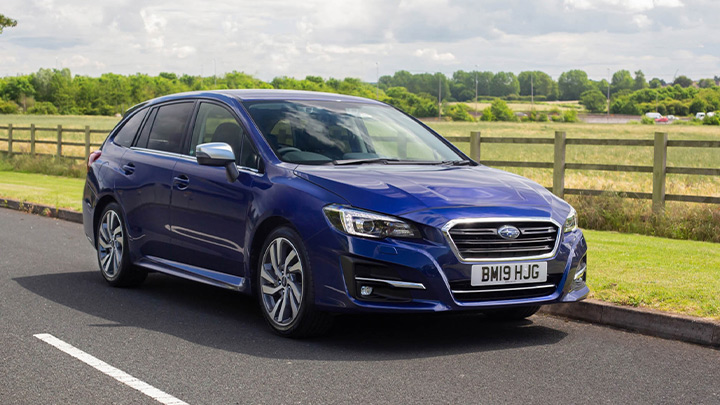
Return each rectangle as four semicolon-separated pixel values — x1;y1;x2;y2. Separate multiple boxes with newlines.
174;175;190;190
122;163;135;175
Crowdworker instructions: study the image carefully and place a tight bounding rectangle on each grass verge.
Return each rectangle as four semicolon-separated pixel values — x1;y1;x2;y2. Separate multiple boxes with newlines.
0;171;84;212
0;170;717;319
585;229;720;320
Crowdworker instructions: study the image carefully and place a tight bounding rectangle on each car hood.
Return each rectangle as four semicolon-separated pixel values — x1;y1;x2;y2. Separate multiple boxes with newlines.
294;164;570;225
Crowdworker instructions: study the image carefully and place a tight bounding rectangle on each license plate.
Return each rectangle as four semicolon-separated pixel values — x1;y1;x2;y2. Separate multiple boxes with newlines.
471;262;548;286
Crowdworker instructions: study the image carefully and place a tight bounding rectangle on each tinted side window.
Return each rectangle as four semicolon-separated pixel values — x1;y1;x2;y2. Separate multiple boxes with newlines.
113;109;147;147
240;135;260;170
189;103;242;159
145;102;194;154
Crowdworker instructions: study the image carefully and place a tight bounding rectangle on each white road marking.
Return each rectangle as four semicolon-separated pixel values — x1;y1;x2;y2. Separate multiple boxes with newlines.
34;333;188;405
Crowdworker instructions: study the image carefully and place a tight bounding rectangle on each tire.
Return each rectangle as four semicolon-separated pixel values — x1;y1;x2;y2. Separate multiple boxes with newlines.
256;227;332;338
484;305;541;321
96;203;147;287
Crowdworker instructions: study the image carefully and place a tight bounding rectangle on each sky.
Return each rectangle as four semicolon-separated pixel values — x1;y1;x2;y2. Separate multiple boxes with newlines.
1;0;719;82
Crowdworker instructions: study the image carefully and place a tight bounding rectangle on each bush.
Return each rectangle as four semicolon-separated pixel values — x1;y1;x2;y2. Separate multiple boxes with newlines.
537;112;549;122
0;99;19;114
444;103;475;122
579;89;606;113
562;109;578;122
702;114;720;125
27;101;59;115
551;115;563;122
490;99;516;121
640;116;655;125
0;154;86;178
478;107;493;121
567;195;720;243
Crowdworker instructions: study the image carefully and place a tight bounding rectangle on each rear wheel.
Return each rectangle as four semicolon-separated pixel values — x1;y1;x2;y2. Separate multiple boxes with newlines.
484;305;541;320
96;203;147;287
257;227;332;338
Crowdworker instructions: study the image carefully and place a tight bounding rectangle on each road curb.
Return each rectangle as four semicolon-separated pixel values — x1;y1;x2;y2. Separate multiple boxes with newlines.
540;299;720;347
1;200;718;348
0;198;82;224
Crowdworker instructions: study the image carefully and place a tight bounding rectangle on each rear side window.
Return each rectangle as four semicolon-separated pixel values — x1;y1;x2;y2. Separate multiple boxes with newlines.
113;109;147;147
145;102;194;154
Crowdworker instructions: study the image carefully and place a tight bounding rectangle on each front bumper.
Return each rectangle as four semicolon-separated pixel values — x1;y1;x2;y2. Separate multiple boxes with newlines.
307;225;588;313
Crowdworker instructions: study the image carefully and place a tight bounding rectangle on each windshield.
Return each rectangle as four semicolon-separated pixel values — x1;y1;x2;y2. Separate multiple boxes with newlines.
242;100;465;165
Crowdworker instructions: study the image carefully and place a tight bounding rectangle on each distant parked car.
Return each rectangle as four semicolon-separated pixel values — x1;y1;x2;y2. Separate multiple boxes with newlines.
696;112;706;120
83;89;589;337
645;112;662;119
667;115;677;121
655;117;669;123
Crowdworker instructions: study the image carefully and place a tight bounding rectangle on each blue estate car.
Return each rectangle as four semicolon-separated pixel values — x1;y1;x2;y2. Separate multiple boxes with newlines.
83;90;588;337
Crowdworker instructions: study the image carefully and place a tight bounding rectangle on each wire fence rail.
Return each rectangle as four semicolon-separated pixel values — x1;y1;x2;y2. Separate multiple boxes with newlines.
456;131;720;211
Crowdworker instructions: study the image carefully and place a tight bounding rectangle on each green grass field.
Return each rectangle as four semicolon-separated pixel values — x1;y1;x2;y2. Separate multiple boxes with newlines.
0;171;84;211
586;229;720;319
449;100;583;113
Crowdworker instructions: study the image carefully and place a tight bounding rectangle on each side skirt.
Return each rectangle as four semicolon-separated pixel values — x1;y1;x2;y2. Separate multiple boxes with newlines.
137;256;248;292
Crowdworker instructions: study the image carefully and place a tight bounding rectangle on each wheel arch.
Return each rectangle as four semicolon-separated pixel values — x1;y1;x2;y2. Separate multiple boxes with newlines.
248;216;297;293
92;194;119;243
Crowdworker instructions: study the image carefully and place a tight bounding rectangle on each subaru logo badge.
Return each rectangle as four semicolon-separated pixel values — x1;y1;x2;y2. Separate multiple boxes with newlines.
498;225;520;240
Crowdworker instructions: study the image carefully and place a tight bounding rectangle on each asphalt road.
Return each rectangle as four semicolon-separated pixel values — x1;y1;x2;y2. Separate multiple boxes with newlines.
1;208;718;405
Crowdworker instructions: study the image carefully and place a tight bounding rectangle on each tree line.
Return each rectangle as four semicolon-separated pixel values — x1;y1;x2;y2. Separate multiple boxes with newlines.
1;67;719;119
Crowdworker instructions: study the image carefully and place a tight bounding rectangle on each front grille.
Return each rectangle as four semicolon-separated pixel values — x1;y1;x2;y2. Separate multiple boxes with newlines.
446;220;560;261
450;274;563;302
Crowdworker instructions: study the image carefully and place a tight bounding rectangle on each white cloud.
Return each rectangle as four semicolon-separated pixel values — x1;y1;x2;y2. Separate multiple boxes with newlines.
0;0;716;83
414;48;456;62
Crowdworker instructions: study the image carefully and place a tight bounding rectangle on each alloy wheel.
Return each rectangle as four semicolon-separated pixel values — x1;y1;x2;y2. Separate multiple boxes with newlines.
98;210;124;279
260;237;304;326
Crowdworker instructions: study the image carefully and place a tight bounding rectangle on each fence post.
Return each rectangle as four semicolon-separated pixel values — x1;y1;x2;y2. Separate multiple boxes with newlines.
653;132;668;213
84;126;91;159
56;125;62;157
553;131;566;198
30;124;36;156
470;131;481;161
7;124;12;155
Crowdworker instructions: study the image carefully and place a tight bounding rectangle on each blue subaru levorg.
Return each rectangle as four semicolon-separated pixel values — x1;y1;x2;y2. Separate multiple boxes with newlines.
83;89;588;337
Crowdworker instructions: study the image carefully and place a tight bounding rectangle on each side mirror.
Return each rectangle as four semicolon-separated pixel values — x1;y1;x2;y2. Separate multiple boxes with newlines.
196;142;239;182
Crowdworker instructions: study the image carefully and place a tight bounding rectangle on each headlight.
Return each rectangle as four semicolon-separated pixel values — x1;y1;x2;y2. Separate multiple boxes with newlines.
323;205;421;239
564;207;578;233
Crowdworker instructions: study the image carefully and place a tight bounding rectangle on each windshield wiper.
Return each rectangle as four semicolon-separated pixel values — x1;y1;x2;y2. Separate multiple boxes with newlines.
439;160;473;166
332;158;400;165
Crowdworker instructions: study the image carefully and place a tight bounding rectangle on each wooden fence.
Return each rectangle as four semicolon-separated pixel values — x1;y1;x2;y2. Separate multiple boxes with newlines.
0;124;106;160
1;124;718;211
447;131;720;212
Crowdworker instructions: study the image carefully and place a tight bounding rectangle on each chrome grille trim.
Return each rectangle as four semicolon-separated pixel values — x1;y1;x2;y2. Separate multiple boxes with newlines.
452;284;555;294
442;217;563;262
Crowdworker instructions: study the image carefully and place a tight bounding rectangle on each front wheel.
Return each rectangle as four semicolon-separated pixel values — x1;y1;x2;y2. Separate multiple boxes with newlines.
96;203;147;287
257;227;332;338
484;305;541;320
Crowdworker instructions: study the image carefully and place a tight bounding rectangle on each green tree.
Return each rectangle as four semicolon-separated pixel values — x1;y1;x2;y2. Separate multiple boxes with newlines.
580;89;607;113
518;71;556;99
697;78;715;88
649;78;664;88
673;75;693;88
489;72;519;97
633;70;648;91
0;14;17;34
611;70;634;95
558;70;590;100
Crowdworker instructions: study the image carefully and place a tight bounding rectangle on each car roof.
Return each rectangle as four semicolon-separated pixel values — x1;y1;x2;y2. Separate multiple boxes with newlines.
147;89;385;105
123;89;387;118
